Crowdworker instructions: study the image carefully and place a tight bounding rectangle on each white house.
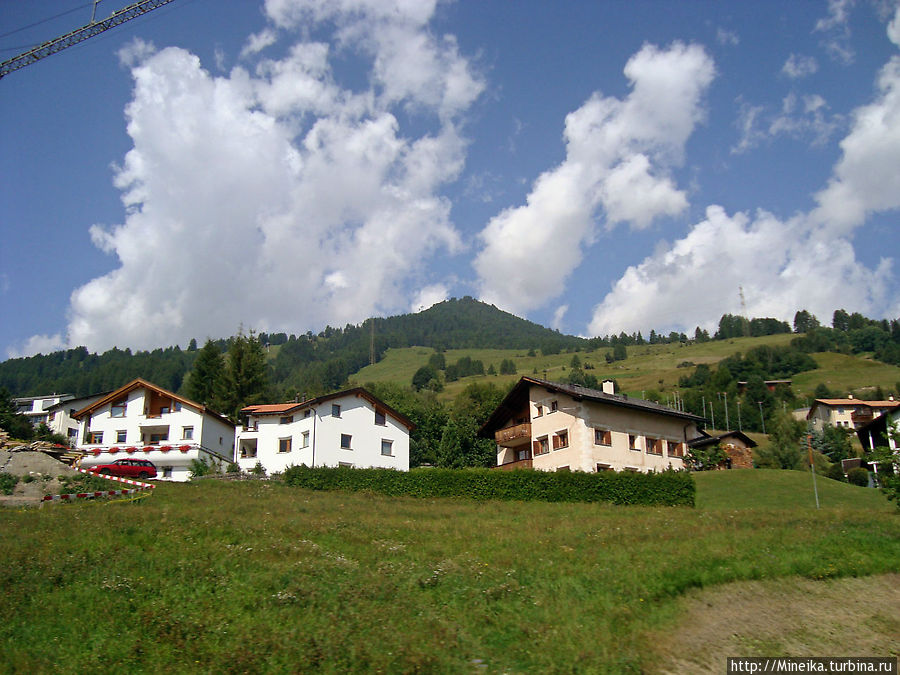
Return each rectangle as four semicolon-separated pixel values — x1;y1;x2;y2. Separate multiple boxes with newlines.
13;394;74;428
807;396;899;430
45;392;110;445
73;378;235;482
236;388;413;474
481;377;706;473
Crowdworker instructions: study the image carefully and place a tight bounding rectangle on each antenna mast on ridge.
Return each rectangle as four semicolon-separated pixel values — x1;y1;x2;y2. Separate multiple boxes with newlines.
0;0;177;80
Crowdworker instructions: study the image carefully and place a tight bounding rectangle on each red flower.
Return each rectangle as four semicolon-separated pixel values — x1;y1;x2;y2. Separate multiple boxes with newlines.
160;445;172;453
92;448;103;456
179;445;191;453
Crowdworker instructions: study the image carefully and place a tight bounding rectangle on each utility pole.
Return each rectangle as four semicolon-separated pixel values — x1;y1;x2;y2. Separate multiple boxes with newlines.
1;0;178;80
758;401;766;434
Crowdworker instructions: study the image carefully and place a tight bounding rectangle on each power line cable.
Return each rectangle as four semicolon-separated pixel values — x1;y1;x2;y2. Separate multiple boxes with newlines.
0;3;94;40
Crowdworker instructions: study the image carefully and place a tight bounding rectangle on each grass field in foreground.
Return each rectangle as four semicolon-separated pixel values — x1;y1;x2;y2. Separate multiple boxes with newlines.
0;471;897;673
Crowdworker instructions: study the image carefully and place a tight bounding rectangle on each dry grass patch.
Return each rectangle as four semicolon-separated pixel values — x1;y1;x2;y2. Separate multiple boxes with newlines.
645;574;900;674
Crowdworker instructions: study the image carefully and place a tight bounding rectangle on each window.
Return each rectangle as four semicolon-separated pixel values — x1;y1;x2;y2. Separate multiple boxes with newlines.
667;441;684;458
339;462;353;468
535;404;543;418
594;428;611;446
596;463;612;472
381;439;393;456
163;466;173;478
149;432;168;444
647;439;664;455
375;410;386;426
182;426;193;440
552;430;568;450
159;406;170;415
111;399;126;418
341;434;352;449
556;466;570;472
89;431;104;444
301;431;310;448
278;437;292;453
172;401;182;412
629;434;641;451
550;400;558;413
332;404;341;418
304;410;311;418
116;430;127;444
533;437;550;456
280;416;293;425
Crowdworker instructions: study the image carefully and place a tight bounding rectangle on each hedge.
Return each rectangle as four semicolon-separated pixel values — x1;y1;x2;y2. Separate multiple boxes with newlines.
281;465;695;506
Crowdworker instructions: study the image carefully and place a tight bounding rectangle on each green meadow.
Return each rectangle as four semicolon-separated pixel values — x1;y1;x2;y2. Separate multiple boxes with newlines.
1;471;897;673
350;333;900;402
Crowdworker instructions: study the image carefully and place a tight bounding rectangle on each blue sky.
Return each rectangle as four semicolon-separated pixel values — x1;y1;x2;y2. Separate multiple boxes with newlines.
2;0;899;358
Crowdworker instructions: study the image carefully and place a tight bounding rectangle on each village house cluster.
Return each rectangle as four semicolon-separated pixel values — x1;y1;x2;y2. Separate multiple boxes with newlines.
13;376;900;480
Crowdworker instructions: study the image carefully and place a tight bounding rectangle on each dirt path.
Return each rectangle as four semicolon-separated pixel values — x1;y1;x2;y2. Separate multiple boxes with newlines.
646;574;900;673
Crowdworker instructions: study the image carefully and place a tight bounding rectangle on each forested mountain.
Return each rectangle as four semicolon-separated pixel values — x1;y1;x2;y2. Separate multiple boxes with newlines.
2;300;899;410
0;298;582;399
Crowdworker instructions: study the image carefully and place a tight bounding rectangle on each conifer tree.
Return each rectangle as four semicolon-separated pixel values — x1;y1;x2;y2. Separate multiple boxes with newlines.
185;339;226;411
221;329;270;420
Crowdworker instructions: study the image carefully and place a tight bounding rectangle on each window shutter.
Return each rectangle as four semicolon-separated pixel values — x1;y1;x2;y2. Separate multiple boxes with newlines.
533;440;540;454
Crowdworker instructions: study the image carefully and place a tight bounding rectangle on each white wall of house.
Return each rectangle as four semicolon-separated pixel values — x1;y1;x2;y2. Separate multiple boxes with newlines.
79;445;231;482
236;393;410;474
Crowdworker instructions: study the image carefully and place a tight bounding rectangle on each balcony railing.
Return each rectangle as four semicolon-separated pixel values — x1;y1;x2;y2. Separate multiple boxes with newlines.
495;458;533;471
494;423;531;447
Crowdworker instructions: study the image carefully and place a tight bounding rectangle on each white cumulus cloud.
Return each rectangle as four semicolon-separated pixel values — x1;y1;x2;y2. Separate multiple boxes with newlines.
474;42;714;316
590;40;900;338
23;0;482;354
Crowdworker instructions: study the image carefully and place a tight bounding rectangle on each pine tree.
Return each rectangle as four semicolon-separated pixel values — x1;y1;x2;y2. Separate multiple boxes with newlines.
221;329;270;420
185;340;226;411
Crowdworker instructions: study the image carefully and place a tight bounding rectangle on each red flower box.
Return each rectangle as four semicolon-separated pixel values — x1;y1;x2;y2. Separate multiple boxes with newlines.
143;446;153;453
179;445;191;453
160;445;172;453
125;447;136;454
93;448;103;456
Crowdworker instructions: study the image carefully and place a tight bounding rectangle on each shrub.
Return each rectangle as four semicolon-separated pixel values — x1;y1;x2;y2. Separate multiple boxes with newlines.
824;462;846;482
281;465;695;507
847;467;870;487
22;474;35;484
188;457;212;478
226;462;240;474
251;461;266;477
0;473;18;495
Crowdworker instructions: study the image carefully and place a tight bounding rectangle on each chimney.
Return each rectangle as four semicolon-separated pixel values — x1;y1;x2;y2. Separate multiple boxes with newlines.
602;380;615;395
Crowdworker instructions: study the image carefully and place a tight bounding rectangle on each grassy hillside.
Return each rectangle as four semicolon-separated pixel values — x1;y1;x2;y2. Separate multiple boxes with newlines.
351;332;900;402
1;472;896;673
693;468;895;511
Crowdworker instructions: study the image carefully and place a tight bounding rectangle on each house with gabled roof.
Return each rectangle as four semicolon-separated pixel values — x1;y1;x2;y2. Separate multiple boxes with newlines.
72;378;235;481
688;430;757;469
235;388;413;475
807;397;899;431
479;377;706;473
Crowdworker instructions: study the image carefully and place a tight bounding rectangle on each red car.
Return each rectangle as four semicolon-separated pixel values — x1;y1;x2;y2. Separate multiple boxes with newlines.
88;458;157;480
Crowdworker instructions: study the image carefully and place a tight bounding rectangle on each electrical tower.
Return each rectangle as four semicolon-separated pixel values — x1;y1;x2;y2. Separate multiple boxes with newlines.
0;0;177;80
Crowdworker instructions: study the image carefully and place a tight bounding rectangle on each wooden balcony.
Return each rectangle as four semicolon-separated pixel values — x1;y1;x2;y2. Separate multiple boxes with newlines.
495;458;533;471
494;423;532;447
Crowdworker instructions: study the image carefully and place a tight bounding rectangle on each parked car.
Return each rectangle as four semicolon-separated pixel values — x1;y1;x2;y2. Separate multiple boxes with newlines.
88;458;157;480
